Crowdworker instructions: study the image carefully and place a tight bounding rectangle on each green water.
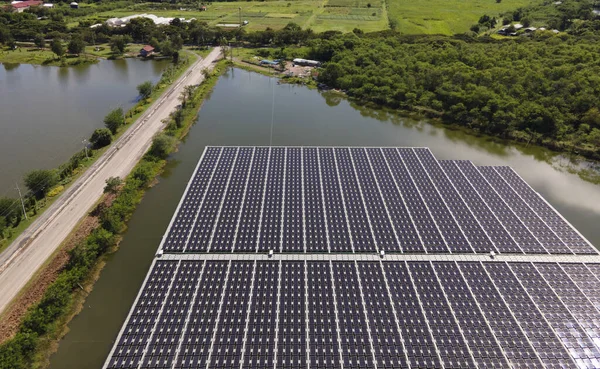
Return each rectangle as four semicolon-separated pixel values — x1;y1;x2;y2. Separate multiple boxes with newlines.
47;68;600;369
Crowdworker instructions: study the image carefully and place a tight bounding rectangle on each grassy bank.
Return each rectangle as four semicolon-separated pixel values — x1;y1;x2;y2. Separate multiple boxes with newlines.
0;60;227;369
0;51;198;254
0;46;97;67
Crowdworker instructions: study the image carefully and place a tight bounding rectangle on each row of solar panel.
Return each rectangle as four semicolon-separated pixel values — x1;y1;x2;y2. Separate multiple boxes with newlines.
161;147;594;255
106;261;600;369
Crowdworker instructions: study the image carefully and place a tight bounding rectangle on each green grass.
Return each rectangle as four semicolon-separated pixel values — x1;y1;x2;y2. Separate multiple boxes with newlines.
86;0;389;33
0;47;97;67
387;0;541;35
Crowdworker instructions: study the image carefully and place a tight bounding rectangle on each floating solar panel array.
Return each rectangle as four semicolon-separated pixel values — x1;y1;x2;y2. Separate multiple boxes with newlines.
105;147;600;369
161;146;596;255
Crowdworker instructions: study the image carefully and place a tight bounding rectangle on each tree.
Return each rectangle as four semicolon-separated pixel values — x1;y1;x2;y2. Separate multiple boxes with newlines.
0;197;18;221
103;108;124;134
148;133;176;159
24;169;59;198
67;34;85;55
137;81;153;99
50;38;64;58
90;128;112;148
109;35;129;55
103;177;122;194
34;34;45;49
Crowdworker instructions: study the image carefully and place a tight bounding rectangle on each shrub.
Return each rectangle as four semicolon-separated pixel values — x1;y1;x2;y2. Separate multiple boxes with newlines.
90;128;112;148
46;185;64;198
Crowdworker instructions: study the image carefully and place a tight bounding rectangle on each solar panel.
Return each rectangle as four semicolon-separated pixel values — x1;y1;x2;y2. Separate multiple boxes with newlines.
104;147;600;369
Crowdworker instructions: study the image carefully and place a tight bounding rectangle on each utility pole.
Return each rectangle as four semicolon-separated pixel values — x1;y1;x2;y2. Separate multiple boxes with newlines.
82;139;89;159
15;182;27;220
239;7;242;28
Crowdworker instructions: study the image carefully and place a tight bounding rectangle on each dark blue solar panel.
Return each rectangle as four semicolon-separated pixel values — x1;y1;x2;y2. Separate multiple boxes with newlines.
350;148;399;252
186;147;238;252
303;148;328;252
478;167;571;254
208;261;254;368
163;147;221;252
484;263;575;369
174;261;228;369
318;148;352;252
332;262;375;368
141;261;204;368
365;148;424;253
257;148;285;252
517;263;600;368
564;264;600;312
408;262;477;368
277;262;307;368
459;262;543;369
357;262;409;368
494;166;595;254
233;147;270;252
438;161;522;254
334;148;376;252
381;149;447;253
414;149;496;254
454;161;546;254
242;261;279;368
433;262;510;368
398;149;472;253
383;262;442;369
307;261;341;369
108;261;178;369
210;147;254;252
283;147;304;252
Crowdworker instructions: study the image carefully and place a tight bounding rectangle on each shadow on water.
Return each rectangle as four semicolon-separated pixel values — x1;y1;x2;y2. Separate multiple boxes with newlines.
47;67;600;369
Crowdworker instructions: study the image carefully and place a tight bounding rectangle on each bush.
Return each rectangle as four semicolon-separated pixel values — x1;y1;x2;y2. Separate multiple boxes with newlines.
90;128;112;148
148;133;176;160
24;169;59;199
46;185;64;198
103;108;124;134
137;81;153;99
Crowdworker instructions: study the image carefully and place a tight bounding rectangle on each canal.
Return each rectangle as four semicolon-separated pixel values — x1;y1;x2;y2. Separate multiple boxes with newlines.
0;59;169;192
47;67;600;369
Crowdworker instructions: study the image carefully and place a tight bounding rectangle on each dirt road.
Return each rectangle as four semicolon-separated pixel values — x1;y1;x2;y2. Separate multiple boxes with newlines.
0;48;222;315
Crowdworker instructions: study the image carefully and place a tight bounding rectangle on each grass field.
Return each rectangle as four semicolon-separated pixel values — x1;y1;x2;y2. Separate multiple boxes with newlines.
387;0;540;35
86;0;388;33
76;0;538;35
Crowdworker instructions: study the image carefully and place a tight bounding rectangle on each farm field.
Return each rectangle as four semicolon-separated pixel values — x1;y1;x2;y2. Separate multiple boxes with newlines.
86;0;388;33
387;0;540;35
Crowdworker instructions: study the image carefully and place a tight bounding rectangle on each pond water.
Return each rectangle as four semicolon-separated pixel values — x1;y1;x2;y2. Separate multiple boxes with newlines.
0;58;169;192
47;67;600;369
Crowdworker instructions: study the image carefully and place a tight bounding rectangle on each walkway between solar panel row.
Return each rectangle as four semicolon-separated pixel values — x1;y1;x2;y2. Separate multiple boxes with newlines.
160;147;596;255
105;260;600;369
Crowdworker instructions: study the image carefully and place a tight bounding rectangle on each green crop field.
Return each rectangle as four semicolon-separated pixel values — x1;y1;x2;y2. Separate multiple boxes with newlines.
387;0;541;35
85;0;537;35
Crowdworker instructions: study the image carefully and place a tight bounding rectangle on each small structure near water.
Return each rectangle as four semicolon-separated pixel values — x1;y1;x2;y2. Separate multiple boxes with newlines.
140;45;155;57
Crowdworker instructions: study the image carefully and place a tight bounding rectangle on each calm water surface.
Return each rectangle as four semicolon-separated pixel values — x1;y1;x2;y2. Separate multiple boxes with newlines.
48;68;600;369
0;59;169;192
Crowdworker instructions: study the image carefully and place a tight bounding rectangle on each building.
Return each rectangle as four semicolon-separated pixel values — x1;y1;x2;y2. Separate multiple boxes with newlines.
140;45;155;57
9;0;42;12
293;58;321;67
69;1;77;8
103;146;600;369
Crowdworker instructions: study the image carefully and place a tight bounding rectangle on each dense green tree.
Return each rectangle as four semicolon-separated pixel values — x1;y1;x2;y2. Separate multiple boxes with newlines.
90;128;112;148
103;108;124;134
148;133;175;159
50;38;64;58
109;35;129;55
24;169;59;198
67;34;85;55
33;34;45;49
103;177;122;194
137;81;153;99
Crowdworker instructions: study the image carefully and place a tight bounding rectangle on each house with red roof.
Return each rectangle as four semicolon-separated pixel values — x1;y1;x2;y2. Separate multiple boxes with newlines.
140;45;155;57
9;0;42;12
